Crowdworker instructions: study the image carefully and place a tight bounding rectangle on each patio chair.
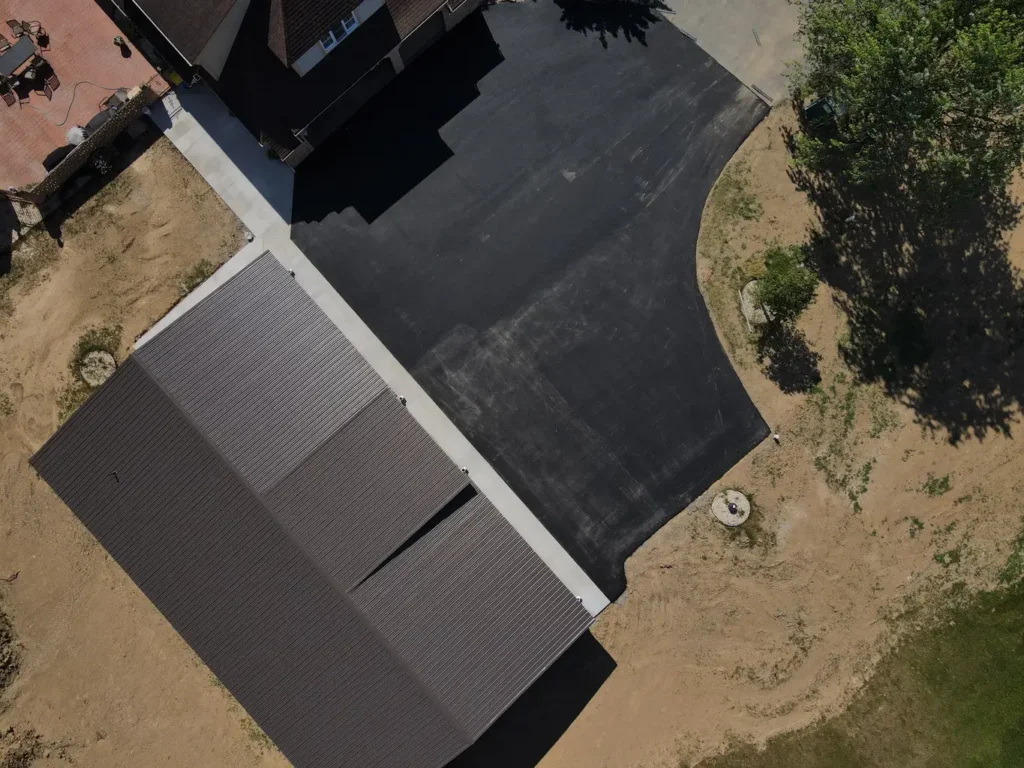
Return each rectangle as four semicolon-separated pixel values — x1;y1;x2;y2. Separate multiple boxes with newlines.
44;71;58;92
0;33;9;52
1;89;15;107
5;20;23;38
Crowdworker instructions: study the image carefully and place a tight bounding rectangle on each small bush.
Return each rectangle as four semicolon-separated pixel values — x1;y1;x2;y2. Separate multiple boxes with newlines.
921;473;952;497
756;245;818;324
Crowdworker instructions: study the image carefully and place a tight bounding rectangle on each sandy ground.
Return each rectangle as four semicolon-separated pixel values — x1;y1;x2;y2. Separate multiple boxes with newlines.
539;106;1024;768
0;137;290;768
2;108;1022;768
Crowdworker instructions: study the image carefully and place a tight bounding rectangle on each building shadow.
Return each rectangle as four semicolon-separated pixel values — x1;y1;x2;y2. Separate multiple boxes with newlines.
546;0;670;48
783;119;1024;443
0;194;16;271
292;10;504;225
447;631;615;768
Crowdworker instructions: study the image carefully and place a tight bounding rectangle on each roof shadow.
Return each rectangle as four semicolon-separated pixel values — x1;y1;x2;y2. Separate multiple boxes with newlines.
548;0;670;48
292;10;504;225
0;197;14;270
447;631;615;768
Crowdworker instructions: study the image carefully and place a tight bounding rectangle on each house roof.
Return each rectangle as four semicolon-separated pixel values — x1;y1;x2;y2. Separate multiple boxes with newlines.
31;253;593;768
134;0;239;62
269;0;363;65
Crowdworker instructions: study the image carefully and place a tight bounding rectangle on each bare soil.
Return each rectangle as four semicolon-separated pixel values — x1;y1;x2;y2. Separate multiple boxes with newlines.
0;138;290;767
540;105;1024;768
2;109;1021;768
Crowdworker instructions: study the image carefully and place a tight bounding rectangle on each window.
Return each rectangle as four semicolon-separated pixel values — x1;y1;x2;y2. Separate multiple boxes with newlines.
320;14;360;52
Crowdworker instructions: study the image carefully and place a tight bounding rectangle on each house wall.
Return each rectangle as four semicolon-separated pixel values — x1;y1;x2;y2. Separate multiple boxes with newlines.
292;0;385;77
195;0;252;80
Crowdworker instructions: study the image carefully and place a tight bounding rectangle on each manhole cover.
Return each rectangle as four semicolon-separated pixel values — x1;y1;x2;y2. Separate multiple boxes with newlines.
78;350;116;387
711;490;751;527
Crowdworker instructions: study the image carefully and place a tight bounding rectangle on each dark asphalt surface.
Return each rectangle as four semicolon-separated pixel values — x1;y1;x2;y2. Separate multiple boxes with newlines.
292;1;769;599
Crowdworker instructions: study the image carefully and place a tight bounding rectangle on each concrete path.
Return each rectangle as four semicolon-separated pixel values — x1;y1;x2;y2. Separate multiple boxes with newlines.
142;87;610;617
660;0;801;103
147;84;294;236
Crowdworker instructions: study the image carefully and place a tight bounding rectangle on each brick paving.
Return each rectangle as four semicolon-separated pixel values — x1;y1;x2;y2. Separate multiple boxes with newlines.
0;0;168;189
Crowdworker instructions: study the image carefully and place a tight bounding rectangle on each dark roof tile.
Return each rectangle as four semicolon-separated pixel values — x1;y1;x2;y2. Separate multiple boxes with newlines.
31;252;592;768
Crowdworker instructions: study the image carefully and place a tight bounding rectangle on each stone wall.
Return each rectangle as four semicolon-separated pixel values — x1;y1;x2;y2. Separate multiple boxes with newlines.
26;84;157;202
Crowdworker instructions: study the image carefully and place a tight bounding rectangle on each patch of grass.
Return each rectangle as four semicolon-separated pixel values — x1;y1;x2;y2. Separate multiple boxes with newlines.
0;393;13;419
1000;518;1024;586
69;326;121;381
954;494;973;506
180;259;217;297
711;161;763;223
921;473;952;497
241;716;273;752
867;391;900;438
57;326;122;423
908;517;925;538
808;375;876;511
0;727;42;768
692;582;1024;768
934;547;963;569
0;232;61;319
0;607;18;692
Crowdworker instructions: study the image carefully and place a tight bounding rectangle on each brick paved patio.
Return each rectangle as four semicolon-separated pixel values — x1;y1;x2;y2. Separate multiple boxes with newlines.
0;0;167;190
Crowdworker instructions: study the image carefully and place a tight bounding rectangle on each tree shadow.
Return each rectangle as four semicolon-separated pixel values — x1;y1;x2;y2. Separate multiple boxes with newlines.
547;0;670;48
784;119;1024;443
756;323;821;394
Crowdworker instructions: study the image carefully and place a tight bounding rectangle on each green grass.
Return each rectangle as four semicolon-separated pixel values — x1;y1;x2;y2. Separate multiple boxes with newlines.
693;586;1024;768
693;517;1024;768
179;259;217;297
57;326;122;423
241;716;273;752
921;473;952;497
711;161;763;223
1000;518;1024;586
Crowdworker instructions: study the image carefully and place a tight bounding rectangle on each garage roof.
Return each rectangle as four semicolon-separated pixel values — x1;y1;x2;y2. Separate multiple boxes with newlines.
31;253;593;768
134;0;239;62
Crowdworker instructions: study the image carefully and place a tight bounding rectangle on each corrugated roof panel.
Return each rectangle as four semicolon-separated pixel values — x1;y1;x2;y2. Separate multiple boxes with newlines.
32;252;599;768
265;388;470;590
30;360;469;768
353;494;594;737
136;253;387;494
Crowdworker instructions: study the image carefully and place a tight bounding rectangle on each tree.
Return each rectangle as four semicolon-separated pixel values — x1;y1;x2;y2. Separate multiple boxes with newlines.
791;0;1024;201
756;245;817;324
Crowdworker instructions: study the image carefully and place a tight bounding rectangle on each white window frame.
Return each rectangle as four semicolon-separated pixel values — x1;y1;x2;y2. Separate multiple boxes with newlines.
320;13;360;53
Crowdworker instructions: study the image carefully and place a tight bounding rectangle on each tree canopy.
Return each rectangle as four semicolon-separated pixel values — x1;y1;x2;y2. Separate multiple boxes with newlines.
756;245;818;325
792;0;1024;200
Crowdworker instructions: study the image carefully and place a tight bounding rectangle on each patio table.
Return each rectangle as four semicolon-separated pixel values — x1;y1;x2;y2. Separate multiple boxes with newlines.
0;35;33;77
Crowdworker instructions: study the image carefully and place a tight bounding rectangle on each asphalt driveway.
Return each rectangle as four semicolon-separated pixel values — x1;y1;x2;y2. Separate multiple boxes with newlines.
292;1;769;598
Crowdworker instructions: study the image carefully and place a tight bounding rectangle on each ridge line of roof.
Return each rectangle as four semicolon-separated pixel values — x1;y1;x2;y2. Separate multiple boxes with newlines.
130;267;474;745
